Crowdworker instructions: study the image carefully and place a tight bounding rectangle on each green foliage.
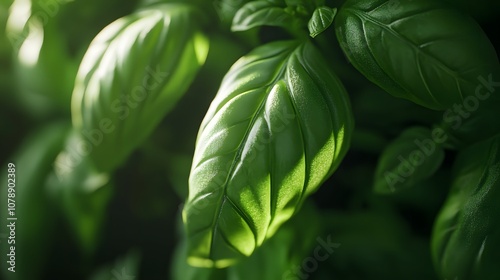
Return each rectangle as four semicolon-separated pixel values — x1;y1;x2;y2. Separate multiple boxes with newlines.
1;0;499;278
432;134;500;279
232;1;295;31
335;0;500;110
6;0;76;115
183;40;353;267
374;126;445;193
71;3;209;172
308;6;336;38
0;122;70;280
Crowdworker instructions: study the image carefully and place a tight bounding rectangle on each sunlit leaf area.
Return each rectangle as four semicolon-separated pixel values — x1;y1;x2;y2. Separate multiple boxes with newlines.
1;0;499;279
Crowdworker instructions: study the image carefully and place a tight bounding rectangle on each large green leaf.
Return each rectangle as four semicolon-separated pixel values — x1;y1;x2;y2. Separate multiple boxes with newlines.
163;33;249;201
335;0;500;111
432;134;500;279
374;126;445;193
183;40;353;267
71;3;209;172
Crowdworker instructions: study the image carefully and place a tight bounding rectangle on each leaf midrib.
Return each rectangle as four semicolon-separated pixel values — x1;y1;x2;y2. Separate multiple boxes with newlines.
344;7;470;104
207;46;297;259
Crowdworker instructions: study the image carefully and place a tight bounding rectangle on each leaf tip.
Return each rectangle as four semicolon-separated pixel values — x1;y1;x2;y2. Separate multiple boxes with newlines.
308;6;337;38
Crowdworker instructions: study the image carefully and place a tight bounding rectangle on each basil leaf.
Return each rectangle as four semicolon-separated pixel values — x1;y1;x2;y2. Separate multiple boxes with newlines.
183;40;353;267
308;6;336;38
335;0;500;110
164;34;248;201
71;3;209;172
432;134;500;280
0;122;70;280
374;126;445;194
232;1;294;32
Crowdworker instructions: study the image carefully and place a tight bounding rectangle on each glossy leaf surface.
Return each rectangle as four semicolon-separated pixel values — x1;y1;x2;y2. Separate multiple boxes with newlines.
308;6;336;38
183;40;353;267
335;0;500;110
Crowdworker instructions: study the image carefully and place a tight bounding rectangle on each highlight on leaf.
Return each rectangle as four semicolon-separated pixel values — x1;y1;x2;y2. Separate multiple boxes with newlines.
183;40;354;268
308;6;337;38
71;3;209;172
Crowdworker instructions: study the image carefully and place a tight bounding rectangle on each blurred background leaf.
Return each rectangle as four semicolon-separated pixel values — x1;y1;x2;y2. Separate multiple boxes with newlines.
0;0;498;279
0;122;70;280
46;131;114;257
4;0;139;118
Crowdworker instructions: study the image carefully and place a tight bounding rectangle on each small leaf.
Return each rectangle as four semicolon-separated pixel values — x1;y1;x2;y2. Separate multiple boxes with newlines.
308;6;337;38
374;126;445;193
232;1;294;31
